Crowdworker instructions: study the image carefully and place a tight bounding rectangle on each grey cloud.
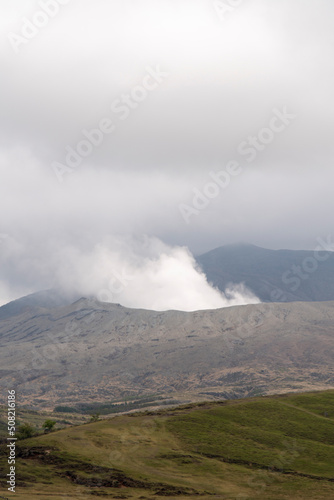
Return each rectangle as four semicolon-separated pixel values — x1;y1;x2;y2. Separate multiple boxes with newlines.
0;0;333;306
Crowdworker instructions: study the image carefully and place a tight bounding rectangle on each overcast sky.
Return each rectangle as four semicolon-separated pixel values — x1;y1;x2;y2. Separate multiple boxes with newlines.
0;0;333;307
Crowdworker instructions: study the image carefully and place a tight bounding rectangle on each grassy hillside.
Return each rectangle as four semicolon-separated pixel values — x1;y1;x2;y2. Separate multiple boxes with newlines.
1;390;334;500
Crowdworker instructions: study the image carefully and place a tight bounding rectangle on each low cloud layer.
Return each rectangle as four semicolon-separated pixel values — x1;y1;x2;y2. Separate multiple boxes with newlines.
0;233;259;310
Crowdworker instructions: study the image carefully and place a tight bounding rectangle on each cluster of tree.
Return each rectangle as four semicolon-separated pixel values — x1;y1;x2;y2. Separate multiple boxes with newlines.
16;420;57;440
55;396;176;416
89;413;100;422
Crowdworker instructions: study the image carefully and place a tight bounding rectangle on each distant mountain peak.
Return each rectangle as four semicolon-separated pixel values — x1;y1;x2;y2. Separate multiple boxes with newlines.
197;244;334;303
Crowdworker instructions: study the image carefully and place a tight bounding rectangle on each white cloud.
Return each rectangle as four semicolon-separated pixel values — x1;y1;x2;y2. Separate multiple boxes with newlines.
0;230;260;310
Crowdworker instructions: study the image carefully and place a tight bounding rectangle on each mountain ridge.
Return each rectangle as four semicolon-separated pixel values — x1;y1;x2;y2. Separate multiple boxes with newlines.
196;242;334;303
0;297;333;409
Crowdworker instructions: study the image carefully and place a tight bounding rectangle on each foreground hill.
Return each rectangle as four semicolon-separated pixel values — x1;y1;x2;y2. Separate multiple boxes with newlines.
1;390;334;500
0;297;333;409
197;243;334;302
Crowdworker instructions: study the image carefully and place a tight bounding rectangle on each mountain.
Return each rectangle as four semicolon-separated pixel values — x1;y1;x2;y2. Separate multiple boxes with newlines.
0;288;79;321
0;296;333;409
196;243;334;302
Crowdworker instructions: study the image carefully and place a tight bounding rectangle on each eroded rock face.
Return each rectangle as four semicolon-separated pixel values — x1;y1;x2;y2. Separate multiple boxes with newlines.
0;297;334;408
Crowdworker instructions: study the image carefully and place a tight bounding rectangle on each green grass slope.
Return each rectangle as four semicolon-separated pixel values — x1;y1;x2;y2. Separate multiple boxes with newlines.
1;390;334;500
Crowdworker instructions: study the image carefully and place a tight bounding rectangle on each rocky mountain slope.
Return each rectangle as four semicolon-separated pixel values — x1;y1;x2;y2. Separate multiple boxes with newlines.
0;297;333;409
